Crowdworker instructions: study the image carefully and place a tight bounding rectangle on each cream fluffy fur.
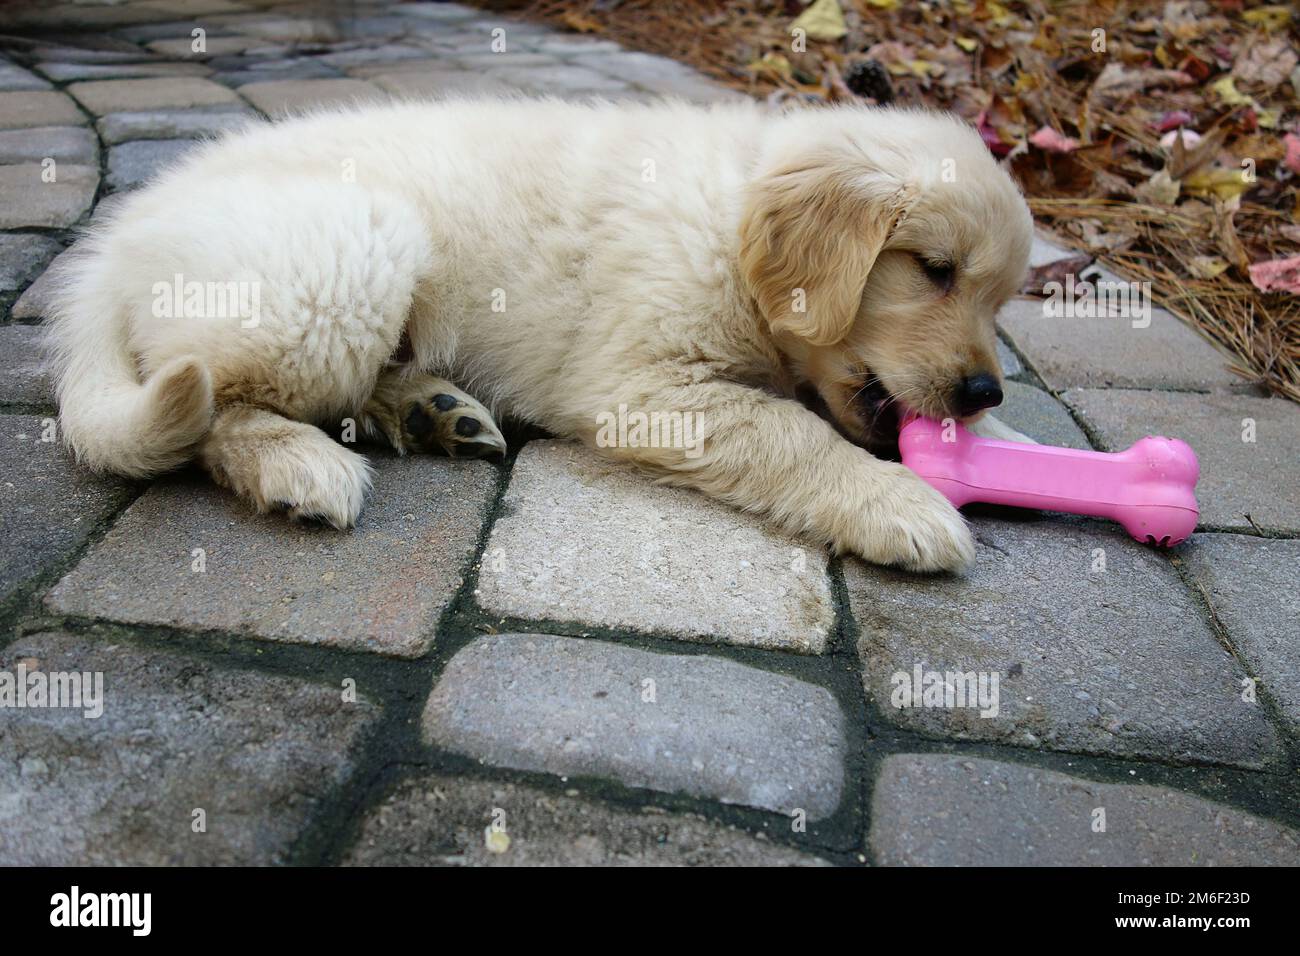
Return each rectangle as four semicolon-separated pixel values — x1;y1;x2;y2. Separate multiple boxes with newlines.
48;97;1034;573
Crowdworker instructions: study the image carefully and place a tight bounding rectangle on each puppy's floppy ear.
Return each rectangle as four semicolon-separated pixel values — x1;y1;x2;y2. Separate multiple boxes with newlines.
739;150;910;346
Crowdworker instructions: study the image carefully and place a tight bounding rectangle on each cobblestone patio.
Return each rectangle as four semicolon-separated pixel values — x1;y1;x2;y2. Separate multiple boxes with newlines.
1;0;1297;866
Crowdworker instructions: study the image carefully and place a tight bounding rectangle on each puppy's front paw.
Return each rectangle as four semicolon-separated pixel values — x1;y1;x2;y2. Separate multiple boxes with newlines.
856;466;976;573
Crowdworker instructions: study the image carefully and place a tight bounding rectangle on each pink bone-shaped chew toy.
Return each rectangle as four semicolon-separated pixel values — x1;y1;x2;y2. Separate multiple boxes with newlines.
898;415;1200;547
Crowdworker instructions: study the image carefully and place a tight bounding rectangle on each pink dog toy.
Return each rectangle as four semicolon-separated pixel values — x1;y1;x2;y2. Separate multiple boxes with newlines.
898;415;1200;547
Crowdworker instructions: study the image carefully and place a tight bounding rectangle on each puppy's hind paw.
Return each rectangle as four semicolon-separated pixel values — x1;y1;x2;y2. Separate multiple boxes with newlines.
402;387;506;460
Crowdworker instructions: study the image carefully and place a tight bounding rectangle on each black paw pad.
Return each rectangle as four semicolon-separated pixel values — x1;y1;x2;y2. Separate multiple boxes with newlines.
432;393;458;412
455;416;481;437
405;404;436;441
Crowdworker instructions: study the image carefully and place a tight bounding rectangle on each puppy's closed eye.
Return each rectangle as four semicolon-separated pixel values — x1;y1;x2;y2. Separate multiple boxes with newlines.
915;254;955;294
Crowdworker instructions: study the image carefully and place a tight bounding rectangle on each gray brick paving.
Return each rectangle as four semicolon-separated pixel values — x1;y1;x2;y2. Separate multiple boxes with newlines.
9;246;72;320
423;634;846;819
344;772;827;867
0;59;52;91
999;297;1240;392
0;164;98;229
67;76;240;114
35;60;212;82
0;233;62;295
97;106;254;145
476;441;835;653
1;0;1297;867
1180;534;1300;735
211;59;345;88
0;324;53;404
0;90;85;129
480;63;629;97
870;755;1300;866
1063;388;1300;532
995;381;1089;449
845;520;1284;770
0;415;132;607
995;338;1023;379
238;77;385;114
572;51;742;102
146;36;260;60
0;630;379;865
0;125;98;164
47;456;496;658
106;137;202;191
369;68;517;98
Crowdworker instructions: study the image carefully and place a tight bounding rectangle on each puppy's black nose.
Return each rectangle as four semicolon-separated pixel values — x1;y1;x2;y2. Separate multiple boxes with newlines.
956;373;1003;416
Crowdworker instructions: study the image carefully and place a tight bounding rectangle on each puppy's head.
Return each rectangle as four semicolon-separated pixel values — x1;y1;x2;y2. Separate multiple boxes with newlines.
740;107;1032;455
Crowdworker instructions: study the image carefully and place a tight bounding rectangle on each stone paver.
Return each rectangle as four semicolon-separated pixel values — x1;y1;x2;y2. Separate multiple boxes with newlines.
995;338;1023;379
0;630;379;865
370;69;517;98
845;519;1283;770
344;772;826;866
238;78;386;114
0;415;132;607
106;137;202;190
573;51;742;102
477;441;834;653
35;60;211;82
456;52;561;71
97;107;254;144
19;40;155;65
0;164;99;229
346;57;445;79
870;755;1300;866
211;59;345;87
0;59;52;91
67;76;240;114
314;44;430;70
999;297;1240;391
0;125;98;165
0;90;86;129
483;64;629;97
423;634;846;819
47;456;495;658
0;325;53;405
996;380;1090;449
1063;388;1300;531
1181;534;1300;734
10;246;73;321
0;233;62;295
146;36;261;59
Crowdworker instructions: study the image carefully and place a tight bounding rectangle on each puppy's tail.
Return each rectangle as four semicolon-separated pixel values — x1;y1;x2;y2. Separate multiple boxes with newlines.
47;261;214;478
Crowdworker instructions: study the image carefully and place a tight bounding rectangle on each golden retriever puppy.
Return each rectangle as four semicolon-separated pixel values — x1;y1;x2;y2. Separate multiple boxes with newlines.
47;98;1032;573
